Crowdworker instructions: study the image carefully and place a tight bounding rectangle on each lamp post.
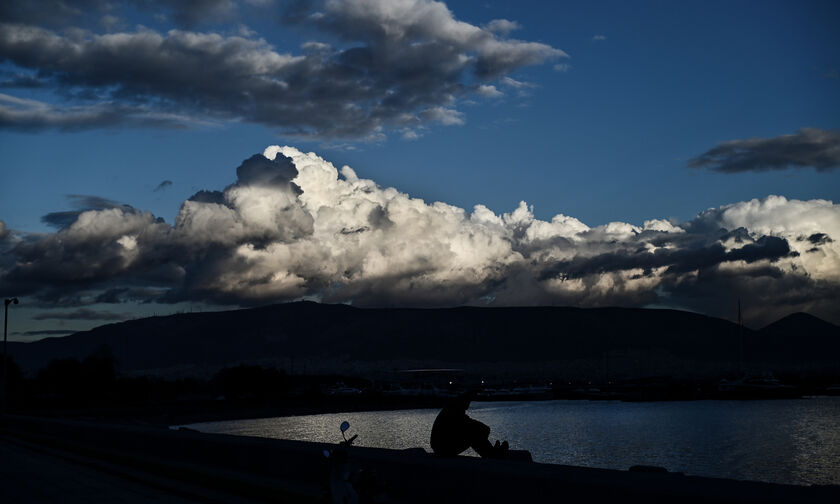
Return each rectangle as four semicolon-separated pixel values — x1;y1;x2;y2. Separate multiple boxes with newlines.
2;297;18;414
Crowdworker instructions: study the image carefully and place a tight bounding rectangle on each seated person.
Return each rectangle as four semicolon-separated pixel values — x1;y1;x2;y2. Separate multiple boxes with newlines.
430;392;508;458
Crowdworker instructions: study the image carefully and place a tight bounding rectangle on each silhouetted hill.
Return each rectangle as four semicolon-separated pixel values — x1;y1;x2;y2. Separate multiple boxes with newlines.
8;303;840;378
749;312;840;368
760;311;838;335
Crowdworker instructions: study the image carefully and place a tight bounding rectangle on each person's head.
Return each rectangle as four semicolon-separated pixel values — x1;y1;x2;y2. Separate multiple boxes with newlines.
451;391;473;412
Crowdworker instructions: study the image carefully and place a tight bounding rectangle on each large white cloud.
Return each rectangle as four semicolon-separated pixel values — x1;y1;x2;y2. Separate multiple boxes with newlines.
2;147;839;326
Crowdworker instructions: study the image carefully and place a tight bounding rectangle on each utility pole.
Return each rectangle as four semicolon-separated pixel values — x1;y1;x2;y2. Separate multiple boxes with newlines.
738;298;744;374
2;297;19;414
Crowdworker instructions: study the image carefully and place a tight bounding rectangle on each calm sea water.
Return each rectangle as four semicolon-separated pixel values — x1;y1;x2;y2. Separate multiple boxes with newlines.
185;397;840;486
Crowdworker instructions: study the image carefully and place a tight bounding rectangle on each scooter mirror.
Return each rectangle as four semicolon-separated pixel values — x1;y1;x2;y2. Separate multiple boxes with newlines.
340;421;350;433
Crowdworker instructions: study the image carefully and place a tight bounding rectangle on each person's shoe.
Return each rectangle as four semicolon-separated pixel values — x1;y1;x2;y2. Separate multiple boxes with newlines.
489;440;509;459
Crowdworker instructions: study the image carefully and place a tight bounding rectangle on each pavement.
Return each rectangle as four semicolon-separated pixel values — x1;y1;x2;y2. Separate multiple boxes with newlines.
0;436;267;504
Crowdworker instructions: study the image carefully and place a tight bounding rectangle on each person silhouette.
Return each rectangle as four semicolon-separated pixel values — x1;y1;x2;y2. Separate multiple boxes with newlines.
430;392;509;458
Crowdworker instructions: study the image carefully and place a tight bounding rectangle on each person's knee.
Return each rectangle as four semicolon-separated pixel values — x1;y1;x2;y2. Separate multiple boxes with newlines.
466;418;490;438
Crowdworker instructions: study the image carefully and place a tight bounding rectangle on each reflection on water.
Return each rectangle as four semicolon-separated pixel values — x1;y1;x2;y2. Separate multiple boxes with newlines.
186;397;840;486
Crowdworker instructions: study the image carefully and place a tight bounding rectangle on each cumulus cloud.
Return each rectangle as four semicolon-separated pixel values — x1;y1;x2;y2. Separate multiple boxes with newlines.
2;148;839;326
689;128;840;173
477;84;503;98
41;195;135;229
0;0;566;138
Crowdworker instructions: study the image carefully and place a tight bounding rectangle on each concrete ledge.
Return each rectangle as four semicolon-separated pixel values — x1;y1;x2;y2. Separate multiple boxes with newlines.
3;415;838;504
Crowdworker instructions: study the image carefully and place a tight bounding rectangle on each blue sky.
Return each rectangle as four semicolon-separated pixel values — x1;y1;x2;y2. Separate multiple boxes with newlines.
1;0;839;339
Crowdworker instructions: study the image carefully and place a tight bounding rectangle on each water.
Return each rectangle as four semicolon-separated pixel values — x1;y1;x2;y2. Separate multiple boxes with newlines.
184;397;840;486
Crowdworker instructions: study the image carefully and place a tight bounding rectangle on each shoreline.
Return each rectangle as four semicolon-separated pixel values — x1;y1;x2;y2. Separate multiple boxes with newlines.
3;414;837;504
15;392;840;428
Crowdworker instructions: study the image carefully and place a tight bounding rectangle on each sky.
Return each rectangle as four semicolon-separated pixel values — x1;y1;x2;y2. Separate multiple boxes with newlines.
1;0;839;341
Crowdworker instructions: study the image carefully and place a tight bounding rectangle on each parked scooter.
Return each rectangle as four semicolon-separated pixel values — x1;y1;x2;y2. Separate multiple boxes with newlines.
323;421;385;504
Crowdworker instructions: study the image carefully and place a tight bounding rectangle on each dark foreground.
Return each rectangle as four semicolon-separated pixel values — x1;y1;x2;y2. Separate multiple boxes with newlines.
1;415;838;504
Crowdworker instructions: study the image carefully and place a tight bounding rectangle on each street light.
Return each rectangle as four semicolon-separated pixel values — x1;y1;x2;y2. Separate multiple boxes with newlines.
2;297;18;414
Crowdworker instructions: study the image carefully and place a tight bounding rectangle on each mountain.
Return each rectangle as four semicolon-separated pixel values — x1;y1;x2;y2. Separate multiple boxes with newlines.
749;312;840;369
7;303;840;378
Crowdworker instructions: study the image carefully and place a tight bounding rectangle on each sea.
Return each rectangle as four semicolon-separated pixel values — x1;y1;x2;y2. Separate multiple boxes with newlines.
183;397;840;486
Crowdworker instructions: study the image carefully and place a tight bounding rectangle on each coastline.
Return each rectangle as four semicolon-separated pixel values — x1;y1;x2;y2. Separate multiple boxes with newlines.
2;414;837;504
19;391;840;427
17;395;449;427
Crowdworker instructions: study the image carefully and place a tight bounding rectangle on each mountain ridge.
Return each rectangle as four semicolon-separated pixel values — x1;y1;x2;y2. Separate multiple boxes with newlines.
8;302;840;379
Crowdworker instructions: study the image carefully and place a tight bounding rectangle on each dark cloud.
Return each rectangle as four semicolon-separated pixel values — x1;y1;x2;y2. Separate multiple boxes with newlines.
0;0;564;138
0;94;200;132
0;1;255;28
94;287;167;304
17;329;76;336
688;128;840;173
187;190;225;204
540;235;792;282
0;0;103;26
2;148;838;326
154;180;173;192
806;232;833;245
41;195;134;229
8;206;176;301
32;308;132;321
235;154;299;189
0;71;48;88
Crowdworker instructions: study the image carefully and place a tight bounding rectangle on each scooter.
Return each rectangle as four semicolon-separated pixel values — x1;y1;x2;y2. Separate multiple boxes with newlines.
323;421;385;504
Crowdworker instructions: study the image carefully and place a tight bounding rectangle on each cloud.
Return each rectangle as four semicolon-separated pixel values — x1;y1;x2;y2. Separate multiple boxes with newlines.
500;76;537;89
0;0;566;138
32;308;132;321
484;19;521;36
805;233;833;246
0;0;105;26
477;84;503;98
419;106;465;125
16;329;76;337
688;128;840;173
0;1;262;28
592;34;606;41
154;180;174;192
41;195;135;229
2;148;839;326
0;93;205;131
